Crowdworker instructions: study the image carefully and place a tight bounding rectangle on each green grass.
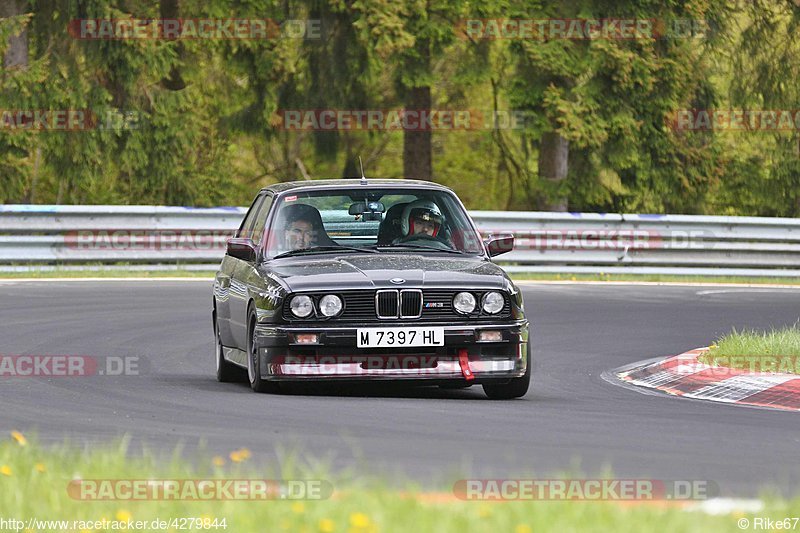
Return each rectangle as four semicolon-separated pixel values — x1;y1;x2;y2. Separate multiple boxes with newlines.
701;324;800;373
0;435;795;532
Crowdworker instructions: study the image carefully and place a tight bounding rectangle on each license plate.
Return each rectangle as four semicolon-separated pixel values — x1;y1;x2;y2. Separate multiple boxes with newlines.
357;327;444;348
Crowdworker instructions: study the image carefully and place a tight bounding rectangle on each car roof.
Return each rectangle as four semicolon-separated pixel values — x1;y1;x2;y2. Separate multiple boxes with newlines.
259;178;454;195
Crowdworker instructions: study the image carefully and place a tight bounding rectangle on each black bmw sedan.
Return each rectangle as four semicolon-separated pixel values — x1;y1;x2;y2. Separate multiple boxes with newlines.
212;179;530;399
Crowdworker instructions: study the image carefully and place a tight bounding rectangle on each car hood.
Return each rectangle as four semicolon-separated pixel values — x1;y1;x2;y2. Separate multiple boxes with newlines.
262;253;512;293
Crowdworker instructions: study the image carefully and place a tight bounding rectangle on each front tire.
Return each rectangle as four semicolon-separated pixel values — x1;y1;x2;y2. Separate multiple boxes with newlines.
247;314;281;394
482;341;531;400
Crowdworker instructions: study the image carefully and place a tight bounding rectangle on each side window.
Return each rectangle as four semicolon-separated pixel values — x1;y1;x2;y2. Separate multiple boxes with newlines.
250;194;273;246
236;195;265;239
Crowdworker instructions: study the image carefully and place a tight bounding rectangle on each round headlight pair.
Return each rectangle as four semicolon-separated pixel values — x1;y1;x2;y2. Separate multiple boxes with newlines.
453;291;504;315
289;294;343;318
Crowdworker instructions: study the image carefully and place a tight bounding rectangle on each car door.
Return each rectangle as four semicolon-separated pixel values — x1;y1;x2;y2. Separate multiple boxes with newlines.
216;203;259;347
217;193;266;348
229;193;273;350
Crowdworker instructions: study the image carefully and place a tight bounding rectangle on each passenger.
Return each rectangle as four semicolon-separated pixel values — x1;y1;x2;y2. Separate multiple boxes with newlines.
284;216;318;250
279;203;333;251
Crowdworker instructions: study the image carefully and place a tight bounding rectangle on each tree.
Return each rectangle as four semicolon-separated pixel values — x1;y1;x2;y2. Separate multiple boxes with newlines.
353;0;464;180
507;0;730;213
727;0;800;216
0;0;796;217
1;0;27;68
0;0;33;203
304;0;373;177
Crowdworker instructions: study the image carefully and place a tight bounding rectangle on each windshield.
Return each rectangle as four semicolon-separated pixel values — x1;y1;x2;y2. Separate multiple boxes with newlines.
264;188;484;258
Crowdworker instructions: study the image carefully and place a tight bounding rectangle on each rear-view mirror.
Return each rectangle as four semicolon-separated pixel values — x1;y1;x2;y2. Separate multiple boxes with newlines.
348;201;385;215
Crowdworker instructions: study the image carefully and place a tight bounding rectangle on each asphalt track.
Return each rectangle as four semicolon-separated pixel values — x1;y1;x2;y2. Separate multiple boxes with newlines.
1;280;799;497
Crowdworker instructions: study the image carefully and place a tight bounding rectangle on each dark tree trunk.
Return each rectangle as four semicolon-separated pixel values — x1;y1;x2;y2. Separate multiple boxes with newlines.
402;31;432;181
1;0;28;69
537;131;569;211
160;0;185;90
343;148;360;178
403;85;432;181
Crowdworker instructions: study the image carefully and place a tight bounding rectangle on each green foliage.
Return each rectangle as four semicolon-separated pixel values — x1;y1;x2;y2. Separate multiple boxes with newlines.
723;0;800;216
0;0;798;214
502;0;735;212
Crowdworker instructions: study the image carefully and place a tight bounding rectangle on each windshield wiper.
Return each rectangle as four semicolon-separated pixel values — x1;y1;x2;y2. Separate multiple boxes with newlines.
272;245;379;259
375;244;467;254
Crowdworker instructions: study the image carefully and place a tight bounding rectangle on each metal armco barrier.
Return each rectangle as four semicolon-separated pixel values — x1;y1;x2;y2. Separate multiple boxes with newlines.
1;205;799;276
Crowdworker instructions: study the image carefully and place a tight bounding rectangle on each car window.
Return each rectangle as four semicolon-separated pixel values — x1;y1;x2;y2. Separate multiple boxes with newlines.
236;194;265;240
250;194;273;246
265;188;484;257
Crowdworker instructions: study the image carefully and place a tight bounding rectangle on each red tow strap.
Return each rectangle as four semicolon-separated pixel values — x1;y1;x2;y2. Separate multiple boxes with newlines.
458;349;474;382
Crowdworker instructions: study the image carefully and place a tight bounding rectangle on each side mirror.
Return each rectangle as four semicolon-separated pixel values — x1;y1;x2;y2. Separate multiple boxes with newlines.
227;238;257;262
484;233;514;257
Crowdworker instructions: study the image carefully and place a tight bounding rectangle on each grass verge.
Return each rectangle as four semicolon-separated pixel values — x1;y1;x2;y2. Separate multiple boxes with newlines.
701;324;800;374
0;435;795;532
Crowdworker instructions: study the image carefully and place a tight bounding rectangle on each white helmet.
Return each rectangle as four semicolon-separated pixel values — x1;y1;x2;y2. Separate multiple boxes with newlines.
401;200;444;237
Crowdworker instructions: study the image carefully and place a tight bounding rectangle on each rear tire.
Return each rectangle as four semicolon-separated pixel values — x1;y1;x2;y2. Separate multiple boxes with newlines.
215;318;242;383
247;313;281;394
482;341;531;400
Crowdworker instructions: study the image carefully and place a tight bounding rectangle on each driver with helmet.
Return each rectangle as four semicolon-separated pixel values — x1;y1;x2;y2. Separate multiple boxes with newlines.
393;199;453;247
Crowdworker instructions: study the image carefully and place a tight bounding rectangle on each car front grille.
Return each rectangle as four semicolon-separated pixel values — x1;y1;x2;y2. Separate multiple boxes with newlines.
282;289;511;322
376;290;399;318
400;290;422;318
375;289;423;319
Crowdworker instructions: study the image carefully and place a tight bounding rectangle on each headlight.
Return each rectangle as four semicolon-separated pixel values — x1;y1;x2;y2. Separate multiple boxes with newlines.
318;294;343;317
289;295;314;318
482;291;505;314
453;292;477;314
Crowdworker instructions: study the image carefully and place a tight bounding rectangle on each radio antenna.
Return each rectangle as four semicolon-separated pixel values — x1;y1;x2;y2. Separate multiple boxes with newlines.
359;156;367;184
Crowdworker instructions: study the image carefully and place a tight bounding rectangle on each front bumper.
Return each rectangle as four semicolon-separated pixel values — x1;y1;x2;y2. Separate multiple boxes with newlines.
253;320;529;383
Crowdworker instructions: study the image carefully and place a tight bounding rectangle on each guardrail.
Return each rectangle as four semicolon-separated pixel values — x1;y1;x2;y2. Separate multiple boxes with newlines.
1;205;799;276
